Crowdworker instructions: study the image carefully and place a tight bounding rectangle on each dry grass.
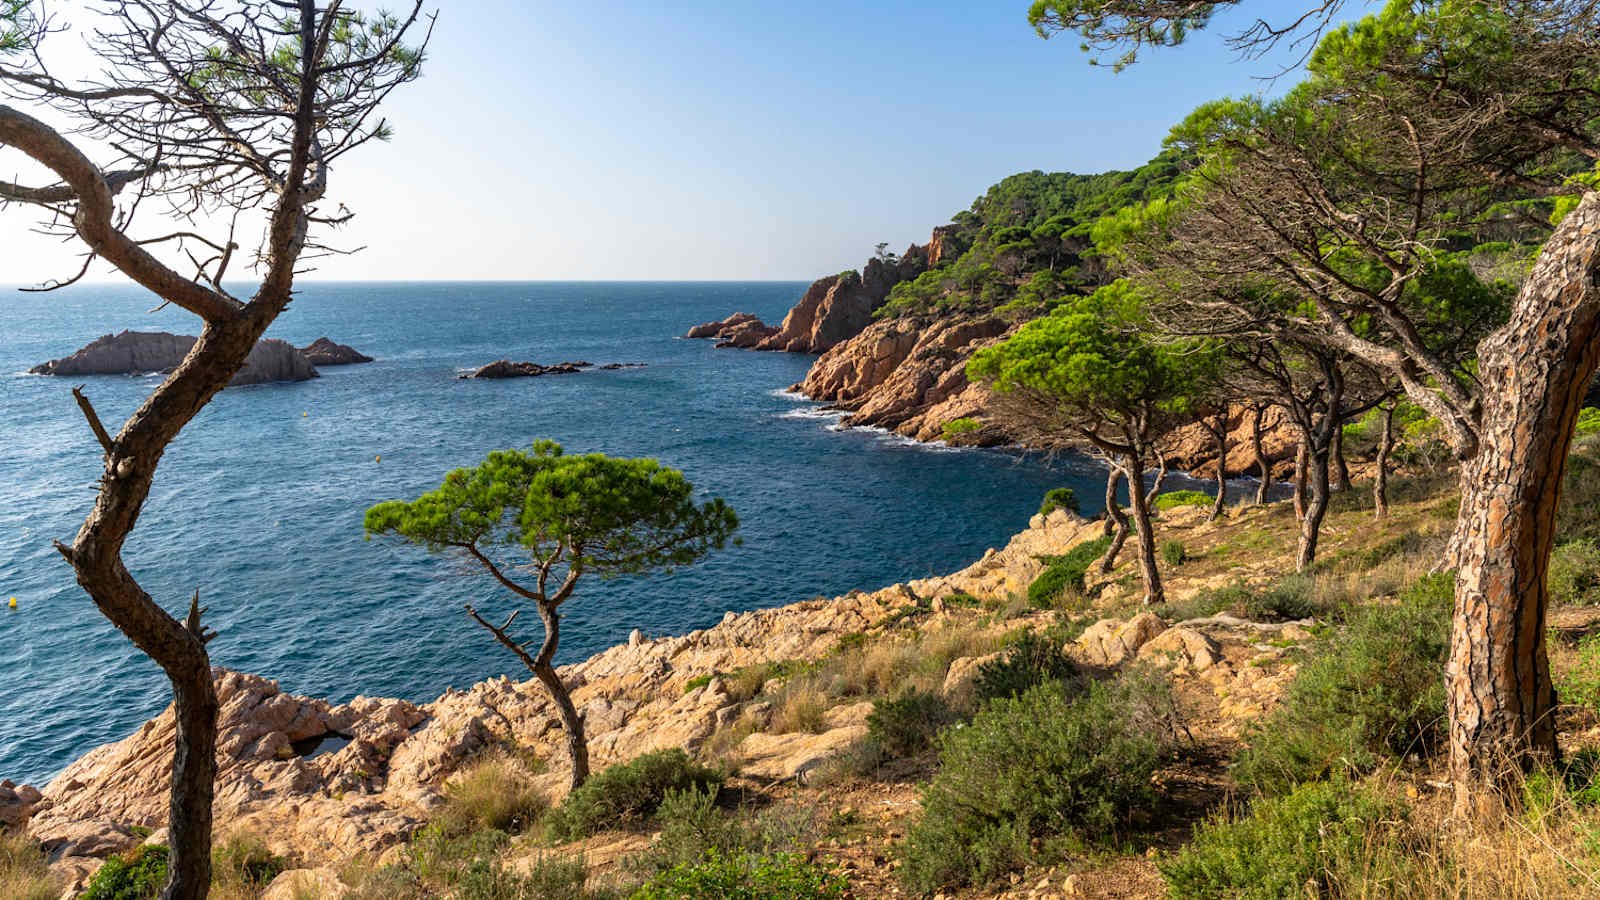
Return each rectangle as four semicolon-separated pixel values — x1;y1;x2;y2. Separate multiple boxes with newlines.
437;750;549;836
0;830;57;900
769;686;828;734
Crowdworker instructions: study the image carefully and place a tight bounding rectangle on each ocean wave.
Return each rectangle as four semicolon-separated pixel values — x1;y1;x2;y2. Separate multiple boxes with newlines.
768;388;810;401
778;406;845;421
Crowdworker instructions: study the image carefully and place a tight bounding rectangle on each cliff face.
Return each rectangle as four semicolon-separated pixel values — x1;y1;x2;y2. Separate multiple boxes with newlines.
754;246;929;354
797;315;1013;443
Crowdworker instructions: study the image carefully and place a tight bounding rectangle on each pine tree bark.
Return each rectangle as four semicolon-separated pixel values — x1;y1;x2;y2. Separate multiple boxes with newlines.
1100;468;1130;574
1330;419;1350;492
1209;413;1228;521
1375;403;1394;519
1293;436;1309;521
1447;191;1600;813
1124;449;1165;605
1253;405;1271;506
1298;436;1331;572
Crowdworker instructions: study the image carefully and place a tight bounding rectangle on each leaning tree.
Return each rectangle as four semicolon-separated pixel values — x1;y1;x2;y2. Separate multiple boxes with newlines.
969;281;1216;605
1030;0;1600;808
0;3;428;896
364;441;738;790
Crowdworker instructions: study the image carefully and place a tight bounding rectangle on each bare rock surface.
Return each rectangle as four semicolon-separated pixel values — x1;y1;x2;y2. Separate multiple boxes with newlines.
29;331;318;386
684;312;778;348
298;337;373;366
1077;612;1170;667
756;249;927;354
0;779;41;830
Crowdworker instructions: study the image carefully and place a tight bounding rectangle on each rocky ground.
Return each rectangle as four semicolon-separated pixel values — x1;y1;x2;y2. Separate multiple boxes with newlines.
7;482;1475;898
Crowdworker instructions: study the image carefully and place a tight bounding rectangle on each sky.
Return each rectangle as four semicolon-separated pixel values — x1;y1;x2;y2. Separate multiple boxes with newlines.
0;0;1328;282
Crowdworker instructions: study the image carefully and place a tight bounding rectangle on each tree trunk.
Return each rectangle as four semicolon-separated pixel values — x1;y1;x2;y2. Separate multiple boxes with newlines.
1374;404;1394;519
1447;191;1600;813
1144;450;1168;508
533;601;589;789
1253;405;1271;505
1330;418;1350;492
1210;414;1228;521
1124;452;1165;605
1298;435;1331;572
164;669;218;900
1101;467;1118;538
1100;469;1130;574
1293;436;1308;521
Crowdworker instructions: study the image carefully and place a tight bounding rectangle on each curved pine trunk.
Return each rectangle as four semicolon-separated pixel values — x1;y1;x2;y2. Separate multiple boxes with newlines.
1210;414;1228;521
1297;438;1331;572
1447;191;1600;813
534;602;590;790
1293;436;1309;521
1125;453;1164;605
1331;420;1350;492
1253;406;1271;505
163;670;218;900
1100;469;1130;574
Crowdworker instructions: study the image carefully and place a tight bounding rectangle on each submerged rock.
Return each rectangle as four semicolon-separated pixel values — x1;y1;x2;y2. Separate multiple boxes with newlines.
460;360;645;379
298;337;373;366
30;331;319;386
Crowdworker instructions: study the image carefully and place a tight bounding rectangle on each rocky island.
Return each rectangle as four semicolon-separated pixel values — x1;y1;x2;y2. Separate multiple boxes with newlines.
28;332;376;387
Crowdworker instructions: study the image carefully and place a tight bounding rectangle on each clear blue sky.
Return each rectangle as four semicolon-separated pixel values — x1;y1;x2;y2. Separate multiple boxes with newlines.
0;0;1327;282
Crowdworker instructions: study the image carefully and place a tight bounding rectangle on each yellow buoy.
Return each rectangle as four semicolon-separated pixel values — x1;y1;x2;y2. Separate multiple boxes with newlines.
7;597;16;609
375;455;381;462
302;412;308;417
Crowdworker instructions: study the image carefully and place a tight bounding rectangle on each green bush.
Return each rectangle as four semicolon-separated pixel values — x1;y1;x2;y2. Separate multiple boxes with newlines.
1556;633;1600;711
635;784;747;876
942;418;982;440
1234;575;1452;796
1153;489;1211;511
546;749;723;841
1576;407;1600;436
1159;778;1409;899
455;856;598;900
1240;573;1333;622
1551;538;1600;606
81;845;169;900
409;826;511;885
1160;540;1187;568
628;851;847;900
212;833;289;888
1027;536;1113;608
868;689;958;757
1038;487;1080;517
972;630;1081;703
899;674;1172;892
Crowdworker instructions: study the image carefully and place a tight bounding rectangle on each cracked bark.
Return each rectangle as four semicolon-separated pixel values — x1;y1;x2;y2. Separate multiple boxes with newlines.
1447;191;1600;813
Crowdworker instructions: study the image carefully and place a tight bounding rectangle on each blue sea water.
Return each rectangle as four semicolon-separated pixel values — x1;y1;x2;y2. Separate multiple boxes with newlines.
0;282;1222;785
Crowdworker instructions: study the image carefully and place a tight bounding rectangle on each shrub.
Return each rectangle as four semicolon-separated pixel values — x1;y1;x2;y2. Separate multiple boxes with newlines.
0;830;57;900
453;856;595;900
1159;778;1409;899
1559;442;1600;543
211;832;289;890
972;631;1081;703
546;749;723;841
812;736;889;784
628;851;847;900
899;674;1173;892
1555;633;1600;712
1027;536;1113;608
1153;489;1211;511
1038;487;1079;517
682;674;713;693
867;690;958;757
408;826;511;886
1241;573;1332;622
81;845;169;900
1234;575;1452;796
1577;407;1600;436
1550;538;1600;606
438;754;548;836
1160;540;1187;568
770;686;827;734
942;418;981;440
634;784;746;876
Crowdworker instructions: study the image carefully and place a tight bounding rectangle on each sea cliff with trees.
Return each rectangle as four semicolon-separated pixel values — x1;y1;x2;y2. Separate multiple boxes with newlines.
8;0;1600;899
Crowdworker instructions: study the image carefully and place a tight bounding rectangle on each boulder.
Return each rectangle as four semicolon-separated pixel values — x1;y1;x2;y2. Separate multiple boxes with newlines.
298;337;373;366
30;331;318;386
1077;612;1169;667
736;724;869;783
0;779;41;830
1136;626;1223;672
940;653;1001;701
263;868;349;900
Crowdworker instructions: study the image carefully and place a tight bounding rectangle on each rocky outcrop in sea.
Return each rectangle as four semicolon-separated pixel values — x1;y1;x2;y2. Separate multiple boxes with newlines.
753;248;928;354
29;331;319;386
298;338;373;366
459;360;646;379
684;312;777;348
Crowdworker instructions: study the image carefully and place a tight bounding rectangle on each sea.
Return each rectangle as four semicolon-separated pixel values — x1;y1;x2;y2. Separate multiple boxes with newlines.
0;281;1231;784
